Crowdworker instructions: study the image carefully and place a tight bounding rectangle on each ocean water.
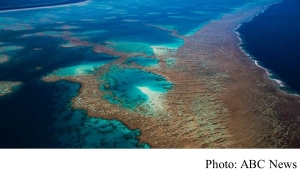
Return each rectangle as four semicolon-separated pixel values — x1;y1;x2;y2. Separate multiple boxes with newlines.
238;0;300;94
0;0;277;148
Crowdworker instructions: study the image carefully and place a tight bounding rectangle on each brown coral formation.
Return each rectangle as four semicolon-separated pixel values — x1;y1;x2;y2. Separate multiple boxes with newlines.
44;4;300;148
0;81;22;97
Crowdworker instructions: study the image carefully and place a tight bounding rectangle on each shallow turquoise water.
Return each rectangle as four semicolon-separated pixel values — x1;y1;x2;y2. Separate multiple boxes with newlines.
45;51;118;77
48;59;115;77
101;66;172;109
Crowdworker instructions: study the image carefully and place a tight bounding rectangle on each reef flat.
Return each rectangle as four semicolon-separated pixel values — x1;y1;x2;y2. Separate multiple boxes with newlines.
43;1;300;148
0;81;22;97
170;3;300;147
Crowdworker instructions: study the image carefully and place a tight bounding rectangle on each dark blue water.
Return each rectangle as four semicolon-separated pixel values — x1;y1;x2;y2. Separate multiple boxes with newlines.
0;0;86;11
0;35;148;148
0;80;149;148
238;0;300;94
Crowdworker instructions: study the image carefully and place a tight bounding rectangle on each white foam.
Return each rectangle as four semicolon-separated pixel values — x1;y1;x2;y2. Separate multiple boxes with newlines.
272;79;284;86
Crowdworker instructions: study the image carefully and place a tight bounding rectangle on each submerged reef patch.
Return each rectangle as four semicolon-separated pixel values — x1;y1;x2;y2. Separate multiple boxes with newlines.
0;55;10;64
0;81;22;97
0;46;24;53
54;111;150;148
0;17;33;31
45;53;118;78
47;60;114;77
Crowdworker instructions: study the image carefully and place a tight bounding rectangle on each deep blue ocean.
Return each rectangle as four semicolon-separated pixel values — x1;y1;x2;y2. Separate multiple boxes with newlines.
238;0;300;94
0;0;85;11
0;0;290;148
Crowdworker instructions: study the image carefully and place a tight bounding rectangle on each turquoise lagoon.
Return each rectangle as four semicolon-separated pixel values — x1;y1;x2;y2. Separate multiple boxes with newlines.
101;66;172;109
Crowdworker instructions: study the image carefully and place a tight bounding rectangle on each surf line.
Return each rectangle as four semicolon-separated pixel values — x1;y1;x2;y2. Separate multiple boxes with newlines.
0;0;91;13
